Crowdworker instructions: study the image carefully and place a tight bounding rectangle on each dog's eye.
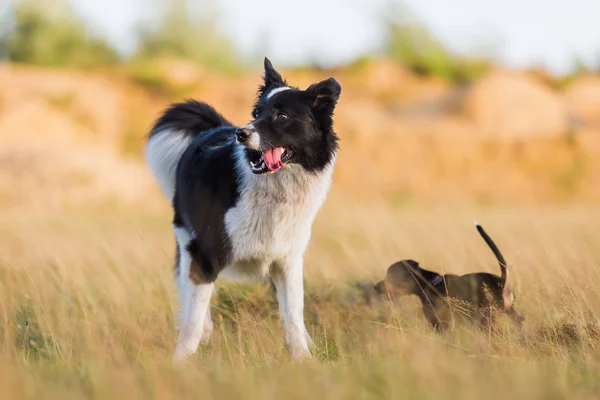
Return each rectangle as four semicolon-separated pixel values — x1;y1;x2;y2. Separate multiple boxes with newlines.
276;113;289;121
254;107;262;118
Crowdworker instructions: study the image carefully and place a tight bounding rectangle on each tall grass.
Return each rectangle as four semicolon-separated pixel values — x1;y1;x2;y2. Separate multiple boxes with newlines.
1;196;600;399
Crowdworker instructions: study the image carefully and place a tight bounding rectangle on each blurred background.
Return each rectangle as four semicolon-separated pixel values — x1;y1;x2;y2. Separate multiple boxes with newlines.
1;0;600;210
4;2;600;397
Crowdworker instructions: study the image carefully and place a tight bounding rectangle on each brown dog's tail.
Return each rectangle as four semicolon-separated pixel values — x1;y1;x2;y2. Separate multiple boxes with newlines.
474;221;508;285
475;221;516;310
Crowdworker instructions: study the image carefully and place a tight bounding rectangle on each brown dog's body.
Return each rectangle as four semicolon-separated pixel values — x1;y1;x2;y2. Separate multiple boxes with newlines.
375;223;523;331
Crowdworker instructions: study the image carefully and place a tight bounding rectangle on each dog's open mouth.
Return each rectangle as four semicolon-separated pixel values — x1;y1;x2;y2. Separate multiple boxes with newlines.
249;147;293;174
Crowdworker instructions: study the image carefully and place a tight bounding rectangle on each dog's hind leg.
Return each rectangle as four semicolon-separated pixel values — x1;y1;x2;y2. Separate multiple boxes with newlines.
174;281;214;361
173;226;214;362
271;258;312;361
200;292;214;345
506;307;525;329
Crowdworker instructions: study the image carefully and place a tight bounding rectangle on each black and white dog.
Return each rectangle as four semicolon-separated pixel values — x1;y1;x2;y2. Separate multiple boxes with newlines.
145;58;341;361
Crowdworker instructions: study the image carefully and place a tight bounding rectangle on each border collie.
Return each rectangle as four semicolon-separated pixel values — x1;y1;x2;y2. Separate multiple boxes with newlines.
145;58;341;361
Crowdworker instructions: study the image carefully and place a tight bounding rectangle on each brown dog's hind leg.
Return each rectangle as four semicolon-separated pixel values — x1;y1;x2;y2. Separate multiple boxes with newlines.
506;307;525;328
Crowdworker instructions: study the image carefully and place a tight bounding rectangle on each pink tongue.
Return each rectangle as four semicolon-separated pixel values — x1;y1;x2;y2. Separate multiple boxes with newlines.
263;147;285;171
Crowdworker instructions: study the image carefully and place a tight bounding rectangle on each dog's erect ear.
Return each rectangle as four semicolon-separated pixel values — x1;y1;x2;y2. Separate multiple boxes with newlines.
263;57;284;88
401;259;421;271
305;77;341;112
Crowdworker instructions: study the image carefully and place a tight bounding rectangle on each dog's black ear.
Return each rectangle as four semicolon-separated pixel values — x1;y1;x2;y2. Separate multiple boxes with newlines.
305;77;341;112
401;259;421;271
263;57;284;88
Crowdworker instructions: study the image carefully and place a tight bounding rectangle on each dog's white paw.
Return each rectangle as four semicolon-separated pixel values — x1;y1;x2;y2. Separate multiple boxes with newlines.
291;347;312;362
304;328;314;347
200;319;213;346
172;346;194;364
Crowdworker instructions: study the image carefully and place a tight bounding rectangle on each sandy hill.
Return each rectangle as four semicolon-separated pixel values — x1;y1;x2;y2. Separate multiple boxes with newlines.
1;60;599;210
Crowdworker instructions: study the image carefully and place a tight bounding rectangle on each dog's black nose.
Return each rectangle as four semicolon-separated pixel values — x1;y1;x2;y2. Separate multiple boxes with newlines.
236;128;250;143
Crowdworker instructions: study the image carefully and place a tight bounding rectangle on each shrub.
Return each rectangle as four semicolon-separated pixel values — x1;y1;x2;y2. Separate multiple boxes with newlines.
133;0;241;74
383;6;489;84
1;0;118;68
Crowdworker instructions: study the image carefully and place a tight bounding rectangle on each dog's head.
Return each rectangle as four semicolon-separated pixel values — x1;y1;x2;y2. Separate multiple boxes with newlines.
235;57;341;175
374;259;424;296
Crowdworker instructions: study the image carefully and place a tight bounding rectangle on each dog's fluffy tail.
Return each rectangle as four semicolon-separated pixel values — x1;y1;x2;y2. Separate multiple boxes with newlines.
474;221;508;285
145;100;233;200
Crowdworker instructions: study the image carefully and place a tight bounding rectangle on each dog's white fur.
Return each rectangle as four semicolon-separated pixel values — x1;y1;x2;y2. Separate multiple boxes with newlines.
239;123;261;150
144;129;192;200
146;128;335;361
225;146;334;270
266;86;291;99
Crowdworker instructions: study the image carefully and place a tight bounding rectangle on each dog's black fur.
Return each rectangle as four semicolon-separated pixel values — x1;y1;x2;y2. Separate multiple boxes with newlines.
174;125;241;283
149;58;341;284
375;223;524;331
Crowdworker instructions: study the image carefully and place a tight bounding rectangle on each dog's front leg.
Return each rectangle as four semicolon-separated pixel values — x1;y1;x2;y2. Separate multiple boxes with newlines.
271;258;312;361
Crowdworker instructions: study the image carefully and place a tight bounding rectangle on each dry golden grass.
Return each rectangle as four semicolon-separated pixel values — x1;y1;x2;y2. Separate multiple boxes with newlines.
2;192;600;399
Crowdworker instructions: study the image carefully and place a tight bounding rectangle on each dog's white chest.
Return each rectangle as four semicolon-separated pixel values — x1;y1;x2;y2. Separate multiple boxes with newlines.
225;162;334;265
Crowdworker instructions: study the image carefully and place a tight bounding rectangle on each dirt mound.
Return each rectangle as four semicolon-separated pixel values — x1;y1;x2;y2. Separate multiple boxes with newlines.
0;64;156;208
362;59;412;90
462;70;568;138
564;75;600;128
0;64;134;149
2;62;600;207
0;145;155;211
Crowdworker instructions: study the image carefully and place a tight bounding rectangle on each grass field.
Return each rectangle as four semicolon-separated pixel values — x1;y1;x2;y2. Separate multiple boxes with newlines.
2;193;600;399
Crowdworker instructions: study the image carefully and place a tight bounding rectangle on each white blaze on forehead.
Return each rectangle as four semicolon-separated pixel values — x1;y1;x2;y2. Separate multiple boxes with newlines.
266;86;291;99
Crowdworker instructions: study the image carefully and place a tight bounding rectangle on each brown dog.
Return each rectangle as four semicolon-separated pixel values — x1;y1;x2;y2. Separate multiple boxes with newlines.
375;222;523;331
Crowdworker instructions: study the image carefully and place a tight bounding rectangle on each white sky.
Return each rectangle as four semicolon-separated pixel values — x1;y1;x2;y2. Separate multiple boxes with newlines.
62;0;600;74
